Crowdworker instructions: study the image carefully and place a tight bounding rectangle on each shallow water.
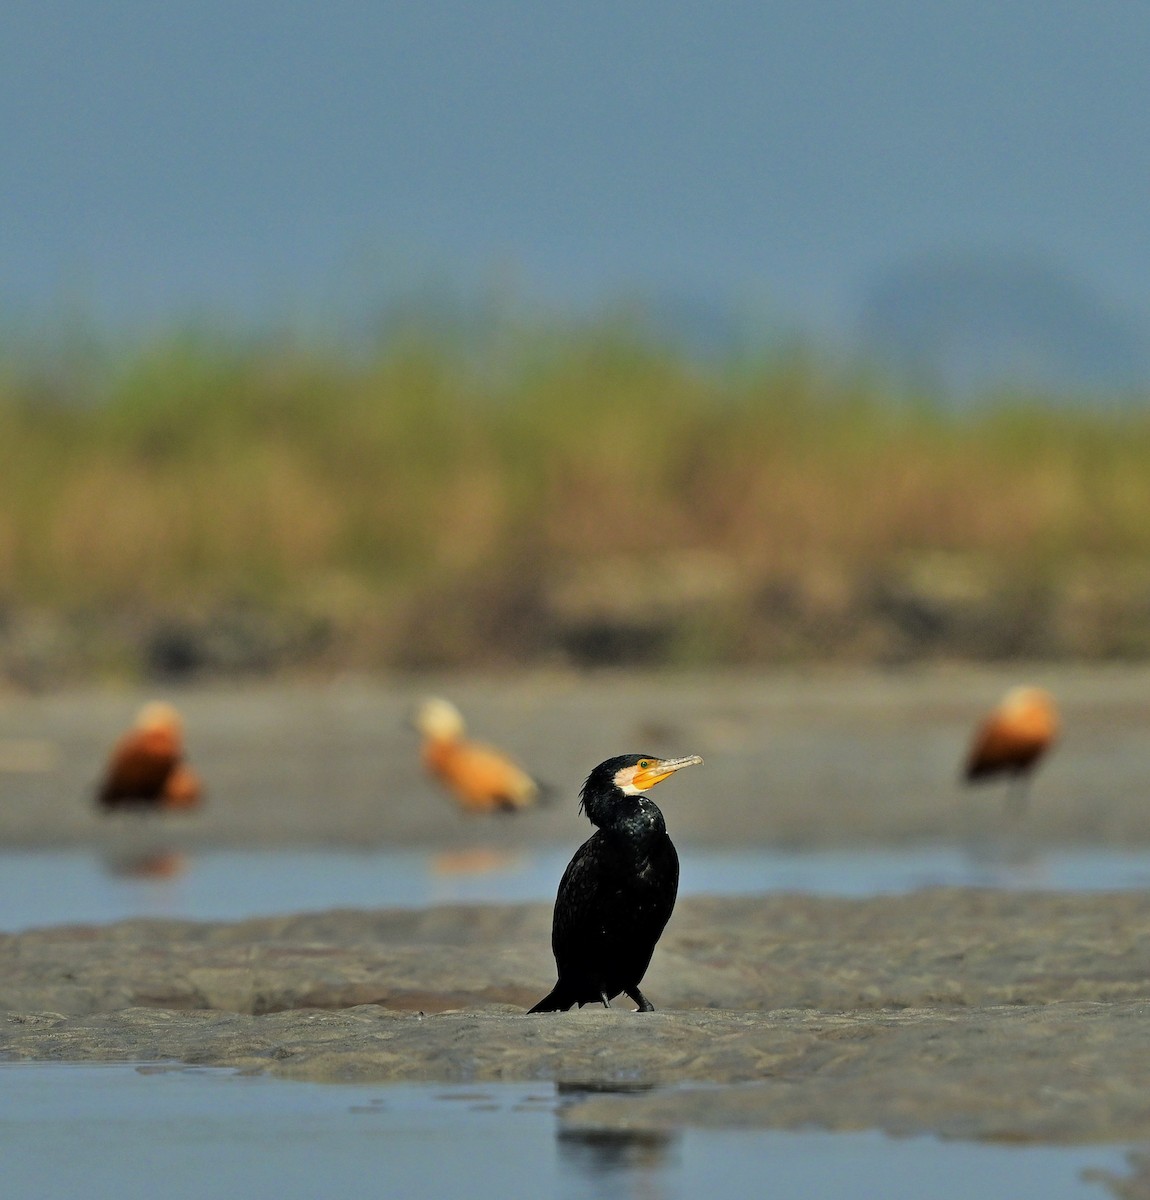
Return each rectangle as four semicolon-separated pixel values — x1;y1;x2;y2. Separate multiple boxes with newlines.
3;844;1150;932
0;1063;1136;1200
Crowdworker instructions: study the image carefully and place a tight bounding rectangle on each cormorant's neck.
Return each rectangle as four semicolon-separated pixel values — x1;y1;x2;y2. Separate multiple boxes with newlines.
584;790;667;840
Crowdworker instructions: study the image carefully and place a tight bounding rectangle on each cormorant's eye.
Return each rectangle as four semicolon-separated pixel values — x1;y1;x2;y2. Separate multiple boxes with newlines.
639;760;650;769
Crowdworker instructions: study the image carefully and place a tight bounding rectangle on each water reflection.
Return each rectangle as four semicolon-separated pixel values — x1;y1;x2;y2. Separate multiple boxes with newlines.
428;848;522;877
556;1083;679;1200
1083;1148;1150;1199
0;1065;1136;1199
960;831;1043;876
101;848;189;881
556;1128;679;1199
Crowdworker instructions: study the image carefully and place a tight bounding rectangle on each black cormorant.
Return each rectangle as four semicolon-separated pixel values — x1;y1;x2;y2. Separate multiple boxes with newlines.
528;752;703;1013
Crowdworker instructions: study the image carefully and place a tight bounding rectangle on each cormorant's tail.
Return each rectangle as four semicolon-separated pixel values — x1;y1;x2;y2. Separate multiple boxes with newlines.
527;985;574;1013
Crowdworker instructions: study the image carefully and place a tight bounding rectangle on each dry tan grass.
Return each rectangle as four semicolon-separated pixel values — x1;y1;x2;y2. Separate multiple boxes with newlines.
2;327;1149;669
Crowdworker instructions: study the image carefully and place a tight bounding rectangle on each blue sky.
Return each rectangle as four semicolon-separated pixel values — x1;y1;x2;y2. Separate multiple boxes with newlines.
3;1;1149;347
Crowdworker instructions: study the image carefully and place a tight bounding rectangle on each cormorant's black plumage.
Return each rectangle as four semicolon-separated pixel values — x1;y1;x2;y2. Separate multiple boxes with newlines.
528;753;700;1013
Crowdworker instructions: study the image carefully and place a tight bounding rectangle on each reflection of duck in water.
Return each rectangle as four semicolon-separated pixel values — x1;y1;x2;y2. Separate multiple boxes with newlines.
102;848;190;880
963;686;1059;816
413;697;543;814
429;848;521;877
529;753;702;1013
97;702;204;812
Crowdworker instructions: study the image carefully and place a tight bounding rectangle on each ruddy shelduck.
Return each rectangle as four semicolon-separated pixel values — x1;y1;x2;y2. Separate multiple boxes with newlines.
97;701;204;812
963;686;1058;812
413;697;541;814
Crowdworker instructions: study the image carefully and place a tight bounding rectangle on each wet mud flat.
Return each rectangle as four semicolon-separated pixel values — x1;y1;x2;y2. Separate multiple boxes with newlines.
3;889;1150;1143
3;665;1150;849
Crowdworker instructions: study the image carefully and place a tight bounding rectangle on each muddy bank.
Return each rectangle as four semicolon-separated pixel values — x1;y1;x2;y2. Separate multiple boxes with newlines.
4;891;1150;1017
4;1001;1150;1144
556;1001;1150;1143
2;667;1150;849
2;891;1150;1141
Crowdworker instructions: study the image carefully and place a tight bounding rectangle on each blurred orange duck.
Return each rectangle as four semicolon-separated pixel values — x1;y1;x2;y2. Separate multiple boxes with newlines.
414;697;541;814
97;701;204;812
963;686;1059;811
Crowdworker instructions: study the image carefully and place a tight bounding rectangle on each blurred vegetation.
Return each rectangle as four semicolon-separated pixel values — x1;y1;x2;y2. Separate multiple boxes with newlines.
2;316;1150;680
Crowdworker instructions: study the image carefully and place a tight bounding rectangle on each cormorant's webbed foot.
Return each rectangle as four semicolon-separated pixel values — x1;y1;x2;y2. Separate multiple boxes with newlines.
625;987;654;1012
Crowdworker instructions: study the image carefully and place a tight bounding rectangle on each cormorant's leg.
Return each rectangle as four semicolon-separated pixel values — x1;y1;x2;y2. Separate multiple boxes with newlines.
624;987;654;1012
599;991;612;1009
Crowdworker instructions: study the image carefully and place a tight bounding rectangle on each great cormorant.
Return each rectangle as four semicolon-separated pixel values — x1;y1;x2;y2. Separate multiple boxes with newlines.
528;752;702;1013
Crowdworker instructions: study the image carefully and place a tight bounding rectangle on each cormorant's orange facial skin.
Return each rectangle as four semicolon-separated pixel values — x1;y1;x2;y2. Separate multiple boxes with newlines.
97;703;204;812
415;698;539;814
964;687;1059;782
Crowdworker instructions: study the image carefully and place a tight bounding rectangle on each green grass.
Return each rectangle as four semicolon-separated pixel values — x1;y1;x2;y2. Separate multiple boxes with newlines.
3;318;1150;671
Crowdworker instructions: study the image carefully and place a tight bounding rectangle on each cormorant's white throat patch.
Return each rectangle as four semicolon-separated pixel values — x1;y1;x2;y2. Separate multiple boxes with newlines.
613;764;643;794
